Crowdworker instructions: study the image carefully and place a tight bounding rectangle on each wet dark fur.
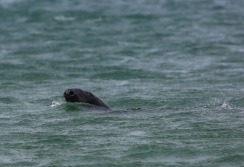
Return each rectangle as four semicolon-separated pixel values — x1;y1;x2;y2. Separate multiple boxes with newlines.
64;88;110;110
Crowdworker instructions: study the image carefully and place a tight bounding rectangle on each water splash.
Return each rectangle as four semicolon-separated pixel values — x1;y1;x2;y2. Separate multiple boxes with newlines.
203;98;234;110
221;101;232;109
51;101;64;107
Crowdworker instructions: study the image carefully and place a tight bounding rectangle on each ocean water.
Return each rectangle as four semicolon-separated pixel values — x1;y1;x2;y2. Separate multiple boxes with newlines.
0;0;243;166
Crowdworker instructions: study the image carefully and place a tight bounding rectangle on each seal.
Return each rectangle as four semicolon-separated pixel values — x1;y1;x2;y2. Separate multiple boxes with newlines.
64;88;111;110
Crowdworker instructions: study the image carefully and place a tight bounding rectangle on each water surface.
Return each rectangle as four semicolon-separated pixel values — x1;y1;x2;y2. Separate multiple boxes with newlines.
0;0;243;166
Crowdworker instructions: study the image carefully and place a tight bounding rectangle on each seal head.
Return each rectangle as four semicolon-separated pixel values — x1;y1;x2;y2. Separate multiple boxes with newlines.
64;88;110;110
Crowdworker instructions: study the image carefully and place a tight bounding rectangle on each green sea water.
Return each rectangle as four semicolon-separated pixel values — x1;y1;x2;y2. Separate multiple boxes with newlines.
0;0;243;166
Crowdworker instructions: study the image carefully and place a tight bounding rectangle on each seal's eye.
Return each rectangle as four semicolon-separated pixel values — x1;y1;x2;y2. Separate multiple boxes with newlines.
69;90;75;96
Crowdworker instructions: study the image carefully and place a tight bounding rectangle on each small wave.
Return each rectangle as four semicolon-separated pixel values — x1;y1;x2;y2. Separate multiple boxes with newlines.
54;16;75;22
116;80;129;86
127;131;146;137
0;0;20;7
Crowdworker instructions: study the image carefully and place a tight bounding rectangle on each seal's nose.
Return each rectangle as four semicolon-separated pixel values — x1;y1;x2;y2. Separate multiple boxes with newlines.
64;89;75;97
64;89;78;103
68;90;75;96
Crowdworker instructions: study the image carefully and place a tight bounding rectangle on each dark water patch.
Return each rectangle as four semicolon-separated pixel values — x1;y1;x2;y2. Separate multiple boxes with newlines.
0;97;19;104
60;102;111;114
0;62;24;70
92;67;165;80
21;72;53;82
63;103;96;112
229;97;244;108
34;134;75;145
215;154;244;166
124;13;160;23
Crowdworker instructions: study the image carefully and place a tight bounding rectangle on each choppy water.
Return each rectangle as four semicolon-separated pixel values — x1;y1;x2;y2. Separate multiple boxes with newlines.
0;0;244;166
